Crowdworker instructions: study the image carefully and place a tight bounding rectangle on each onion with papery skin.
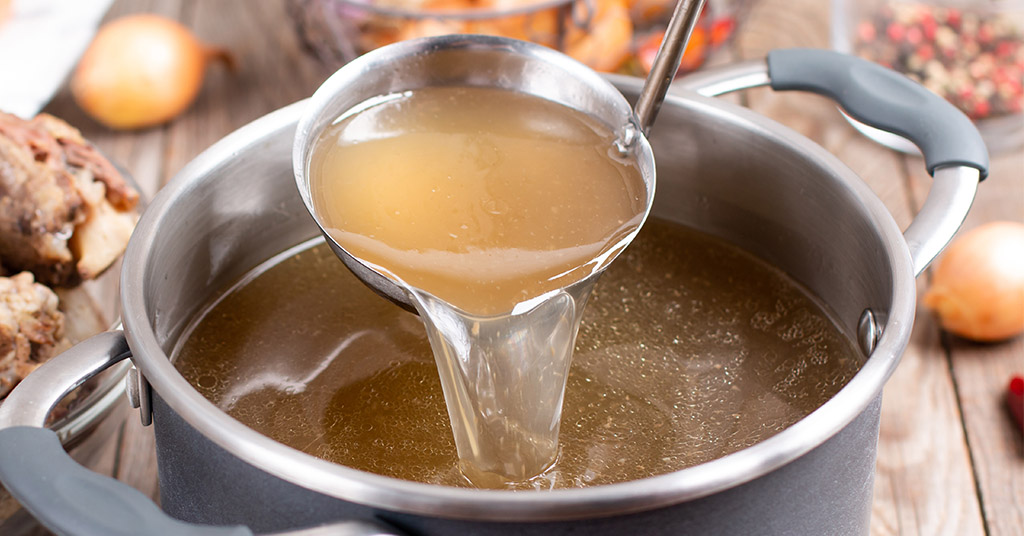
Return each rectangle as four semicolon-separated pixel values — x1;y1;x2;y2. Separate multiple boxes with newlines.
71;14;232;130
923;221;1024;342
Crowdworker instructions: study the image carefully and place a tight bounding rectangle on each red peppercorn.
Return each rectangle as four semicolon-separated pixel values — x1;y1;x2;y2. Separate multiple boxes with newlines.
918;10;935;27
1008;376;1024;433
971;99;991;118
887;22;906;42
1005;77;1023;96
947;8;961;28
995;41;1015;58
857;20;877;42
917;43;935;61
923;23;937;40
907;26;924;45
978;24;994;44
854;2;1023;121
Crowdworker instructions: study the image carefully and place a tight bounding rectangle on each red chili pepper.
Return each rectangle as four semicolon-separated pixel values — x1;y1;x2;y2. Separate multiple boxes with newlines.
710;17;735;47
635;31;663;75
1008;376;1024;433
680;26;708;71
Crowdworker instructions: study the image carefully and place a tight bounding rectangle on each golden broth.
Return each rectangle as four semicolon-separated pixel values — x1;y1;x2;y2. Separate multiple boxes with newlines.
173;218;862;490
309;86;646;315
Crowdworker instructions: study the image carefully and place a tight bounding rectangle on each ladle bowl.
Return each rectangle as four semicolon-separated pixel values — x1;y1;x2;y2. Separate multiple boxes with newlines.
292;35;657;313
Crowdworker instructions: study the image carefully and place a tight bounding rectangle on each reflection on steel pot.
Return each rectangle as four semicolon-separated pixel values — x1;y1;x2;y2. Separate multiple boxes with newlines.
0;37;987;536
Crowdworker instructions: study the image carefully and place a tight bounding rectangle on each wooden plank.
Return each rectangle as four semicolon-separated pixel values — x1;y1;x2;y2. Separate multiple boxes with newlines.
873;276;987;536
906;148;1024;536
160;0;331;183
115;412;161;501
735;0;988;534
40;0;184;198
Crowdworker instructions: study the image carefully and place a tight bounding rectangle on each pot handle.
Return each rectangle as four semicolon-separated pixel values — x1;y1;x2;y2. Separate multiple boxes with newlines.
674;48;987;276
0;331;400;536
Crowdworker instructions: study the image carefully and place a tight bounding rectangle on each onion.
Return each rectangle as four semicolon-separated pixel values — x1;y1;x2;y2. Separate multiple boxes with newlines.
923;221;1024;342
71;14;233;130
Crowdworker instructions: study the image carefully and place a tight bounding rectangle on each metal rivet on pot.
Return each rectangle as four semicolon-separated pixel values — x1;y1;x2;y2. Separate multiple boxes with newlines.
858;309;883;357
125;365;141;409
124;364;154;426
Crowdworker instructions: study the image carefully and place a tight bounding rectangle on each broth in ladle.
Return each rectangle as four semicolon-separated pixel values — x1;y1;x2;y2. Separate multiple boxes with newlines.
306;86;649;485
173;218;862;490
310;86;647;315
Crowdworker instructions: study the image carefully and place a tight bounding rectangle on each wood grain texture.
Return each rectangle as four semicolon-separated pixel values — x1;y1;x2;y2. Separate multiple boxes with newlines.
160;0;331;183
906;149;1024;536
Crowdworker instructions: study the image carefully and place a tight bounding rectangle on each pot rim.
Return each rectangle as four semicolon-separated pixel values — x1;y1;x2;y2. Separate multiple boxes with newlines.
121;82;916;522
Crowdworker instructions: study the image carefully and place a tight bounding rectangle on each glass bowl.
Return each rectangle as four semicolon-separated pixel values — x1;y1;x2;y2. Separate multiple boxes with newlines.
831;0;1024;154
288;0;754;75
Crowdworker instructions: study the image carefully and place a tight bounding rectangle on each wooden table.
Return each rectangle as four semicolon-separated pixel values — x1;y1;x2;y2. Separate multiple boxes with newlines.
30;0;1024;534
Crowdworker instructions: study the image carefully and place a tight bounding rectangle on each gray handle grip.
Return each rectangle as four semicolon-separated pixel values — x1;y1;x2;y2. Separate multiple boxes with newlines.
0;330;251;536
0;331;400;536
0;426;251;536
766;48;989;180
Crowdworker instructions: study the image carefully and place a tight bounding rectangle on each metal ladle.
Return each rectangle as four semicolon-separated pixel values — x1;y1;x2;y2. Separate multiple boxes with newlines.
294;0;707;311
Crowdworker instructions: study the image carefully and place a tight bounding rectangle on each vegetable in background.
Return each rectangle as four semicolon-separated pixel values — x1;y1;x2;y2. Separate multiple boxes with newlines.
923;221;1024;342
71;14;233;130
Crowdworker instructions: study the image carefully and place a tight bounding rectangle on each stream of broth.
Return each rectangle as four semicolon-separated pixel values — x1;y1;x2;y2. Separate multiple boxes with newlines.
173;218;862;490
307;86;648;485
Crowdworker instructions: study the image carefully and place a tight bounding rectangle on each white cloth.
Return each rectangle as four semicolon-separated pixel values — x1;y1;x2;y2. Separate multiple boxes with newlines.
0;0;114;118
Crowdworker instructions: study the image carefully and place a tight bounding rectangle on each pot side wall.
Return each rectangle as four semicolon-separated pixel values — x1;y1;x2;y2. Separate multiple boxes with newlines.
152;392;881;535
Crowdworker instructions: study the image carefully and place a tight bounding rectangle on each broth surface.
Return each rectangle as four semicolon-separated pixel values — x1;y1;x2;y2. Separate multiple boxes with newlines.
309;86;646;315
174;218;862;490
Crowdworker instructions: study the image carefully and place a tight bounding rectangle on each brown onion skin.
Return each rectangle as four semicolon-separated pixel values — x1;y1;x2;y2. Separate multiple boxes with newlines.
71;14;229;130
923;221;1024;342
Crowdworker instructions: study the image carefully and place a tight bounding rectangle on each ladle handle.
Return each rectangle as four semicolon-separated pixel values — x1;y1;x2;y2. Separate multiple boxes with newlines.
675;49;988;275
633;0;707;133
0;331;401;536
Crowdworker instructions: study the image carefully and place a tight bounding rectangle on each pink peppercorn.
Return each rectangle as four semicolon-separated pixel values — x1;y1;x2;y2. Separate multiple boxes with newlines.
858;21;876;42
887;22;906;41
907;26;924;44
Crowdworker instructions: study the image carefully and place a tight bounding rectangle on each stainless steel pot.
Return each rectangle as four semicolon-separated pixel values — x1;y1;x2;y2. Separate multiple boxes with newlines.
0;40;987;536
